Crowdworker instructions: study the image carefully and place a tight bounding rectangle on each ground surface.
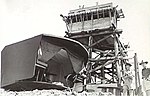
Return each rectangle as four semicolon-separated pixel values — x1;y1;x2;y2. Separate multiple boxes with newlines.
0;89;114;96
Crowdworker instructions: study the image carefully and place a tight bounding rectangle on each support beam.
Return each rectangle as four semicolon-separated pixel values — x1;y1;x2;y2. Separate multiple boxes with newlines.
114;34;121;85
112;63;115;82
86;35;93;83
89;56;133;61
90;35;112;47
69;29;122;39
93;48;114;56
134;53;143;96
89;60;114;73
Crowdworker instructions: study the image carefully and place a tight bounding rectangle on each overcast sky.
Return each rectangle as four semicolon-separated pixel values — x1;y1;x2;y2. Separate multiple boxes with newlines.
0;0;150;66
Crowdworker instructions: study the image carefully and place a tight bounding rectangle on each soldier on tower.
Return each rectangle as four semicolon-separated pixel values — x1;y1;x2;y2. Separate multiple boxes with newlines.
122;62;134;96
140;60;150;96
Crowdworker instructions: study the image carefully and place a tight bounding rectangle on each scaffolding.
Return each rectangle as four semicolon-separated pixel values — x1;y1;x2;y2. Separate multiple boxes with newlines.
62;3;141;95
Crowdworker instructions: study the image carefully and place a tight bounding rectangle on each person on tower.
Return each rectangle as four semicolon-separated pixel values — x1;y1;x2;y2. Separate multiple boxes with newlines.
122;62;134;96
140;60;150;96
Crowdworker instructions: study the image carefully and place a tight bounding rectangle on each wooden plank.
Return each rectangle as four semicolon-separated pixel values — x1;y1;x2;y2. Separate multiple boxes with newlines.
69;29;122;39
86;83;119;89
86;83;121;95
89;56;133;61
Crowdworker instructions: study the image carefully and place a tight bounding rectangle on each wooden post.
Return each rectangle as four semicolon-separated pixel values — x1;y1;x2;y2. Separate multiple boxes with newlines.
114;34;121;84
134;53;138;95
86;35;93;84
112;63;115;82
88;36;93;58
134;53;143;96
70;15;73;32
114;34;121;95
91;10;93;30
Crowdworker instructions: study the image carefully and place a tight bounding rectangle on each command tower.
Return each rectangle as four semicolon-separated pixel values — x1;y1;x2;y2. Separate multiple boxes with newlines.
61;3;139;95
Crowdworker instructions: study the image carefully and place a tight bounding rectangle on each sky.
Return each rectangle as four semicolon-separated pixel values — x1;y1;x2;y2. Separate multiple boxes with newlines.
0;0;150;68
